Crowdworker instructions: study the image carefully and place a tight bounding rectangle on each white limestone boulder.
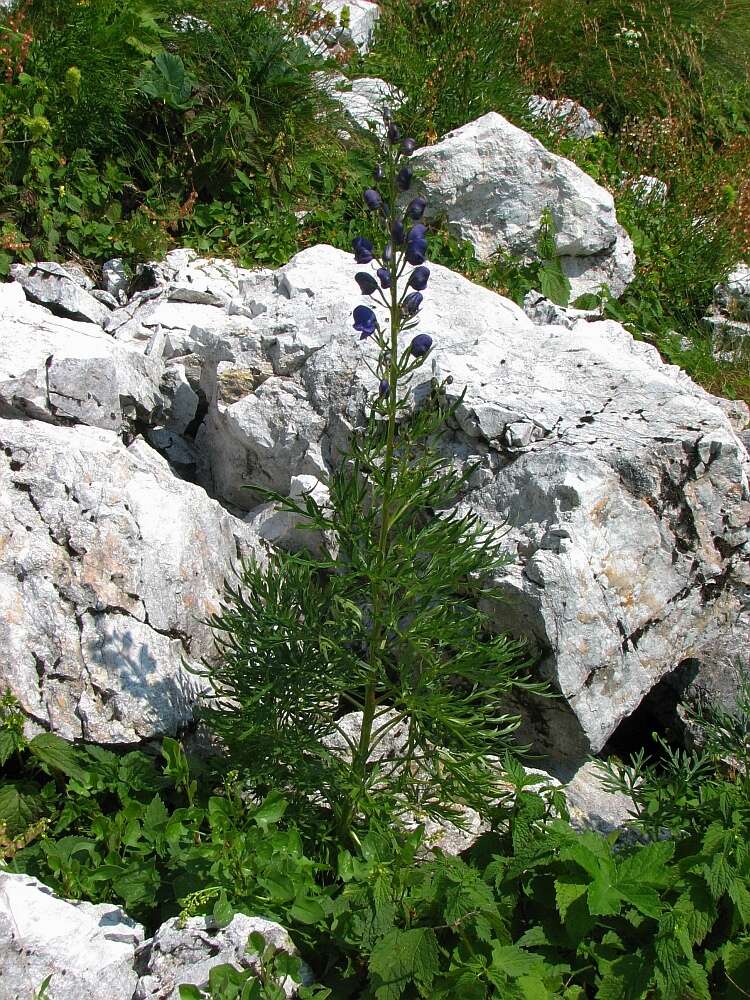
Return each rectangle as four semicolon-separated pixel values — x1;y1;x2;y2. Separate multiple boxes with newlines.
527;95;603;140
0;419;261;742
0;873;143;1000
0;280;164;432
316;73;403;137
10;261;111;327
179;244;748;758
410;112;635;299
135;914;310;1000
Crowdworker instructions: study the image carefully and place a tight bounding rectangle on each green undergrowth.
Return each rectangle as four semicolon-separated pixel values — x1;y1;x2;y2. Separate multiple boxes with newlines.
2;682;750;998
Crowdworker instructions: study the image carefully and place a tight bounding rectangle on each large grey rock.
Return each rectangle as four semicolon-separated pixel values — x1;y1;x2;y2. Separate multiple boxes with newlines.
527;95;603;140
0;873;143;1000
410;112;635;299
135;914;309;1000
160;243;748;759
0;418;261;742
0;280;164;432
10;262;111;327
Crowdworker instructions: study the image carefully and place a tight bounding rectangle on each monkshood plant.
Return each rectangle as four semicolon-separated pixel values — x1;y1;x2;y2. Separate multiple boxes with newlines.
200;108;539;849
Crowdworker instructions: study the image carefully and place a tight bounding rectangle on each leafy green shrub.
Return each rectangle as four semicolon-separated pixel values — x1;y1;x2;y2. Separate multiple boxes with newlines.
0;0;356;269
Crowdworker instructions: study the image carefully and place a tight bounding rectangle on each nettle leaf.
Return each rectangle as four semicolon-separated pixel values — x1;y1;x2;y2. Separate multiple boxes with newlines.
0;729;17;766
289;893;326;926
587;874;622;917
143;794;169;838
369;927;440;1000
617;841;674;887
616;882;663;919
28;733;90;783
596;952;652;1000
539;262;571;307
490;944;546;979
0;782;43;837
554;879;587;923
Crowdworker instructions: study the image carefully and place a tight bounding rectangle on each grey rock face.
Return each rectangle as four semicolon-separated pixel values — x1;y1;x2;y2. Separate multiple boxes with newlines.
10;262;112;327
0;873;143;1000
0;419;261;742
101;258;130;304
135;914;309;1000
410;112;635;299
0;280;164;432
527;95;603;139
316;73;403;137
144;243;748;759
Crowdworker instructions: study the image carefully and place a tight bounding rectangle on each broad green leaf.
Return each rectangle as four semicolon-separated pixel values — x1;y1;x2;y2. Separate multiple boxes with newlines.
0;783;43;837
178;987;204;1000
213;892;234;929
491;944;546;979
289;894;326;925
539;262;571;306
369;927;440;1000
616;882;663;919
555;879;587;922
617;841;674;887
143;794;169;837
28;733;89;783
253;791;287;828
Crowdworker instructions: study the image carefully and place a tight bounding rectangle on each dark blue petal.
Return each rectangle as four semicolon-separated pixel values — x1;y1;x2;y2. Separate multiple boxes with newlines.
353;304;377;337
355;272;379;296
400;138;417;156
391;220;405;246
379;379;390;396
408;266;430;291
402;291;423;316
363;188;383;210
397;166;413;191
410;333;433;357
406;197;427;220
377;267;392;289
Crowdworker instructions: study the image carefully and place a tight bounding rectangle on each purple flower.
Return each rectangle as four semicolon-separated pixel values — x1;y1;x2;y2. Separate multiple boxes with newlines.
379;379;390;396
377;266;392;289
408;266;430;291
406;197;427;220
402;291;423;316
355;272;379;296
400;138;417;156
391;220;405;245
405;237;428;265
410;333;432;357
352;236;374;264
397;166;413;191
353;304;378;339
373;163;385;181
364;188;383;211
408;223;427;241
387;122;401;144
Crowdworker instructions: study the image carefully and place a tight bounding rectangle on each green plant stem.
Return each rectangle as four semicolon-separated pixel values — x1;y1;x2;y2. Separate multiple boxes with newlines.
340;153;402;845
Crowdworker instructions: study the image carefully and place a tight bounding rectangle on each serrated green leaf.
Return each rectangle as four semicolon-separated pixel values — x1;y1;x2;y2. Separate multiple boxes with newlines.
369;927;439;1000
28;733;89;783
555;879;588;922
253;791;287;829
0;783;43;838
143;794;169;836
491;944;546;979
617;882;663;919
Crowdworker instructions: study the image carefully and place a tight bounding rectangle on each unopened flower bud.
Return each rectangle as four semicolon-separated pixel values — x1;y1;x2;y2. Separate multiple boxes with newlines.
363;188;383;210
400;137;417;156
410;333;432;357
355;272;379;295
